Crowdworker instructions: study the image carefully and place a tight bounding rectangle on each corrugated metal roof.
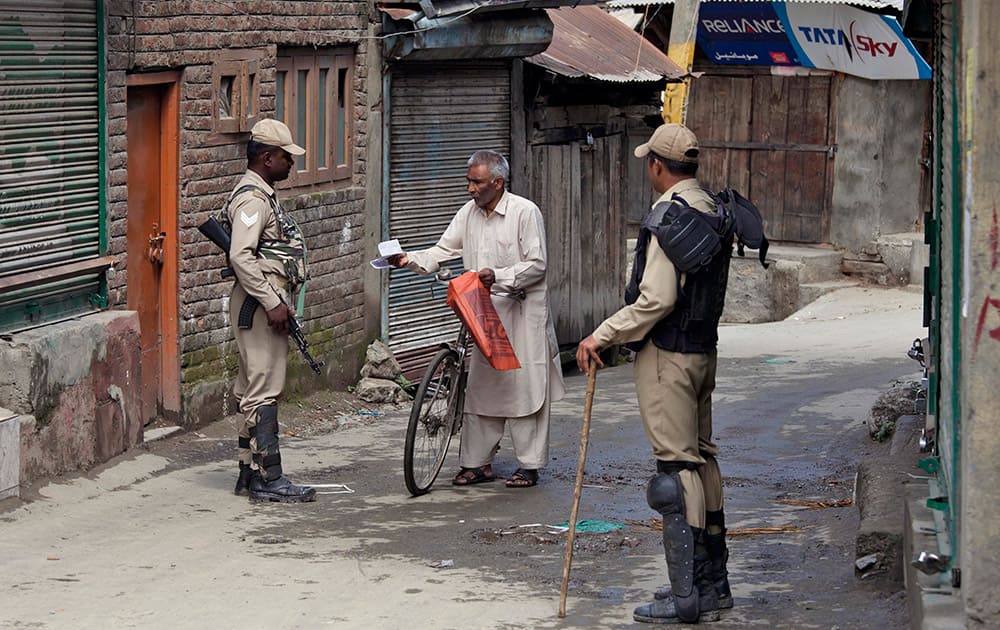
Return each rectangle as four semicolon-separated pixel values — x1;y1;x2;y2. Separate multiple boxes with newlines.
419;0;600;18
380;6;422;20
525;6;685;82
606;0;903;10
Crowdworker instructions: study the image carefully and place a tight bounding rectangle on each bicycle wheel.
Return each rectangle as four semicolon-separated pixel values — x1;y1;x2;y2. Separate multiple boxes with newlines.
404;347;465;496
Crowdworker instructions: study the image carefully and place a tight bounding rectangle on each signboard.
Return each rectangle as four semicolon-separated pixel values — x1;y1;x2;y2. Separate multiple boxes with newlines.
696;2;931;80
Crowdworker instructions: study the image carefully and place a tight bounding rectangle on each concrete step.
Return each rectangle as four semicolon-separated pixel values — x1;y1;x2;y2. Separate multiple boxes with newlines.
0;407;19;500
876;232;929;286
798;279;861;308
842;258;894;284
630;240;904;324
762;244;844;283
724;244;849;323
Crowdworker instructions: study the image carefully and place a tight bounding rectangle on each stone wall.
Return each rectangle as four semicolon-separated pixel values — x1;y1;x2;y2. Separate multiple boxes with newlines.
0;312;143;488
831;77;930;252
102;1;377;425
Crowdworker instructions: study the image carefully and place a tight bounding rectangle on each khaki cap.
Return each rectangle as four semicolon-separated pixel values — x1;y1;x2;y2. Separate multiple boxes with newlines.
250;118;305;156
633;123;699;163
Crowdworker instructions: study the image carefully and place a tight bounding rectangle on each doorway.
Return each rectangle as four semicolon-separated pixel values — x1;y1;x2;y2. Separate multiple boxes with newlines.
126;72;180;424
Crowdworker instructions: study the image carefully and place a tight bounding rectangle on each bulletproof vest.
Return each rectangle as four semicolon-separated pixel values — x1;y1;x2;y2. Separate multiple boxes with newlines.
218;184;308;287
625;194;735;354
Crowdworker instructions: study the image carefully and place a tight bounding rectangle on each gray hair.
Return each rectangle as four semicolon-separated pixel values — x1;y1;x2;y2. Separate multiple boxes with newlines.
467;150;509;185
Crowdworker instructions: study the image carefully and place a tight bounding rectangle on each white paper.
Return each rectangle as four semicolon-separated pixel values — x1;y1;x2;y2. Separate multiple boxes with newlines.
370;239;403;269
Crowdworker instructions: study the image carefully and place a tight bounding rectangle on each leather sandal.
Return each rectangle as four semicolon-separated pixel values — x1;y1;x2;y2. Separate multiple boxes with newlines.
452;466;496;486
505;468;539;488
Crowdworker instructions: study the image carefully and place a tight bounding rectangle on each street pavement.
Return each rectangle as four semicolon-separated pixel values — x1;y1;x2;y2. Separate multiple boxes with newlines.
0;285;922;629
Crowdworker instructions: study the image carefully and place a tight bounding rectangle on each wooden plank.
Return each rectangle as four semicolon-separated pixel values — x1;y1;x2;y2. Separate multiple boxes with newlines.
726;76;752;195
510;59;527;196
783;76;831;242
688;75;753;195
750;74;788;241
0;256;115;293
823;74;840;242
607;133;624;321
565;142;594;338
782;77;808;241
539;144;567;343
588;140;604;334
572;142;589;341
700;140;834;152
625;128;654;229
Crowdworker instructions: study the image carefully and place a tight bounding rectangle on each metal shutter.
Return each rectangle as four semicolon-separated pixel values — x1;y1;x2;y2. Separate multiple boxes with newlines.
0;0;102;332
928;0;959;572
386;61;511;374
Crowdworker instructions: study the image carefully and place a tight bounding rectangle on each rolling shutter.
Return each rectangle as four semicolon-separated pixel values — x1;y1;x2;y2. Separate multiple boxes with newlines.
386;61;511;373
0;0;104;332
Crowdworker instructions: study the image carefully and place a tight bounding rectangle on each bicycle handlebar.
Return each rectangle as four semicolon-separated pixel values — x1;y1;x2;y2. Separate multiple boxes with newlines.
433;270;525;301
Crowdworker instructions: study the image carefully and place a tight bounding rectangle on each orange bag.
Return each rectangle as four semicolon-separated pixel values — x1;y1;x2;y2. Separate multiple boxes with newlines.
445;271;521;371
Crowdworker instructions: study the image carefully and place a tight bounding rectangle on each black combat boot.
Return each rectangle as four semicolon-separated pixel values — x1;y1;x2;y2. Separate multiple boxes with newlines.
246;404;316;503
704;530;733;608
248;472;316;503
234;462;253;496
635;527;720;624
655;510;733;609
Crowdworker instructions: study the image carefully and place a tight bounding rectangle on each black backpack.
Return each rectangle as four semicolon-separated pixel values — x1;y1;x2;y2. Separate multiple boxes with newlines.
648;188;769;275
710;188;769;269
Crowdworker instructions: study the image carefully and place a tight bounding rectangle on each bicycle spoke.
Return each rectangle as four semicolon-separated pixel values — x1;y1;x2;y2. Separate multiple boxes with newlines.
404;349;465;495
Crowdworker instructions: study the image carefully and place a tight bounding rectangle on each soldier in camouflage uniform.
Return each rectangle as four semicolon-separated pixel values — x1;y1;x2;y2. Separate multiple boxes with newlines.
226;119;315;503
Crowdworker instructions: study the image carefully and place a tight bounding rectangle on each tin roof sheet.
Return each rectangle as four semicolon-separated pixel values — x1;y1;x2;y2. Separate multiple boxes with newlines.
417;0;601;18
525;6;685;82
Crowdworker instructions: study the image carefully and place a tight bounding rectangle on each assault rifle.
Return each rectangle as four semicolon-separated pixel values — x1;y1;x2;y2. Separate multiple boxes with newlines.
198;216;325;375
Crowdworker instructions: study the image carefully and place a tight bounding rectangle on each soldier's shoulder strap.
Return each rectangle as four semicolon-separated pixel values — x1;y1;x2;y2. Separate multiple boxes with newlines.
229;184;276;209
218;184;277;231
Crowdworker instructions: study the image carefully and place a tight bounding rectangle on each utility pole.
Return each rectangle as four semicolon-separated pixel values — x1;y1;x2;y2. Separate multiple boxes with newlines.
662;0;700;124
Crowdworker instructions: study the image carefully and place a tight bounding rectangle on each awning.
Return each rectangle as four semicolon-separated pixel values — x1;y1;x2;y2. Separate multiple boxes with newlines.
525;6;685;82
606;0;904;10
380;6;555;60
417;0;600;18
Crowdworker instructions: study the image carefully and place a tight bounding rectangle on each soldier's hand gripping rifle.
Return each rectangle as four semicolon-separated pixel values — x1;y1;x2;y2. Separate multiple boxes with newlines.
198;216;325;375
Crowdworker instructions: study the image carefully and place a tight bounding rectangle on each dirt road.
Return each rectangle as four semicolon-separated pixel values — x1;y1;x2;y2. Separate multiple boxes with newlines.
0;286;920;629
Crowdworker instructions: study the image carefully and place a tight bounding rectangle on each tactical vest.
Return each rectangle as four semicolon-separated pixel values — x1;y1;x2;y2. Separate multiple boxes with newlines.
218;184;307;288
625;193;735;354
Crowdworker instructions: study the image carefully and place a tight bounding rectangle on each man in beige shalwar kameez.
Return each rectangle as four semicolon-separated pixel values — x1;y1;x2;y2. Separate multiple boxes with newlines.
390;150;565;488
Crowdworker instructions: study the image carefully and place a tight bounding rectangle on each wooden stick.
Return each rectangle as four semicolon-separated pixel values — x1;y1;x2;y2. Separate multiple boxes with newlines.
559;363;598;618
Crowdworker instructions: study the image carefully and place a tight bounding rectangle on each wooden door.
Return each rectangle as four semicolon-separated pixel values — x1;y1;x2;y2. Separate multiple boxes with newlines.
687;72;836;243
530;134;624;345
126;74;180;424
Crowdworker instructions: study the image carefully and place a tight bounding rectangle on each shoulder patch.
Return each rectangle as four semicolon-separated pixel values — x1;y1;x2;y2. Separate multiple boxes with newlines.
240;210;259;227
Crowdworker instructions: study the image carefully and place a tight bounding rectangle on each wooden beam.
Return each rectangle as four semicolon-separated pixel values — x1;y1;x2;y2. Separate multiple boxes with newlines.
663;0;700;123
0;256;115;293
699;140;837;154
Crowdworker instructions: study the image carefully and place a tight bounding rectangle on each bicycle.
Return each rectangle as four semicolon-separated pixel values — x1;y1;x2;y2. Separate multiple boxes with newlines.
403;270;524;496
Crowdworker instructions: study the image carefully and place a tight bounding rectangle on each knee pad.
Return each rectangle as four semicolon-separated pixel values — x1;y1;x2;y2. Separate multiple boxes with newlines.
647;471;685;517
649;472;698;609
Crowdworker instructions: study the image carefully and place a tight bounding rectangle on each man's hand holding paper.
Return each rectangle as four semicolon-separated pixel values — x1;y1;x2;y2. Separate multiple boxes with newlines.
370;239;406;269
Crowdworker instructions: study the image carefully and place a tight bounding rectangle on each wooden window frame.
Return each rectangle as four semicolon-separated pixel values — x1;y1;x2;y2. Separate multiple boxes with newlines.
276;47;355;188
211;51;261;134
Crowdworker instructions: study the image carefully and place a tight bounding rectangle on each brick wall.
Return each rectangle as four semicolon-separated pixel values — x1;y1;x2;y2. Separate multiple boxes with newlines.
104;1;376;426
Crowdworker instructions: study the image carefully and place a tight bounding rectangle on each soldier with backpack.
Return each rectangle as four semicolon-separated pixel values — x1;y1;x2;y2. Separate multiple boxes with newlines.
576;123;752;624
224;119;316;503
